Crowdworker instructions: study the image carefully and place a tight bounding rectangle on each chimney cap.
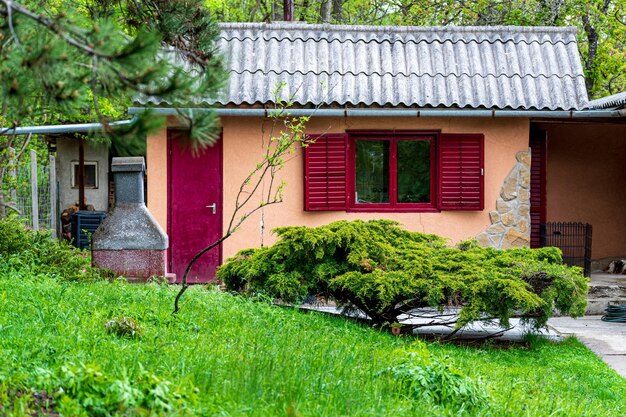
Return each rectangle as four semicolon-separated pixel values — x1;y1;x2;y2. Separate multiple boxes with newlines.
111;156;145;173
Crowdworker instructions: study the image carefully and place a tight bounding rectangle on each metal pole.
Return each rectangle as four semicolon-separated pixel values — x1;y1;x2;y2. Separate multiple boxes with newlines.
49;155;57;237
78;137;85;210
30;149;39;231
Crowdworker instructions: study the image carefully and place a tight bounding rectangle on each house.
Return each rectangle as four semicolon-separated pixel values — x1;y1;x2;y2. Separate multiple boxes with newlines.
130;23;626;282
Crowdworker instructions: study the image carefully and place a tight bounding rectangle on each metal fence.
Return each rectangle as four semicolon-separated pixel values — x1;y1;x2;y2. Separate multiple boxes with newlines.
540;222;592;277
2;150;57;233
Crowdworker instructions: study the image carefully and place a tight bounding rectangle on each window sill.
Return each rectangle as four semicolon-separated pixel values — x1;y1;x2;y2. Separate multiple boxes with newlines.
347;205;440;213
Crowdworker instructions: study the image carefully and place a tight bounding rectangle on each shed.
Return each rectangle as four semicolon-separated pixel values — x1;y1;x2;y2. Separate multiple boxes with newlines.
133;23;625;282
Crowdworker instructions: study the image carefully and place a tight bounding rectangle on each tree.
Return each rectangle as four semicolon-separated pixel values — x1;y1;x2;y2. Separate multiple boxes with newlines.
0;0;226;217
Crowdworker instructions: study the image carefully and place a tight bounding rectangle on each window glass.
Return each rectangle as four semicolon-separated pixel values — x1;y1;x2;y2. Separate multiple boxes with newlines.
72;162;98;188
397;140;430;203
355;140;389;203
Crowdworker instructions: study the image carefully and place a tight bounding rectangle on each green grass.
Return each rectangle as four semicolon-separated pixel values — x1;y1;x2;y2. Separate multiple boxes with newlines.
0;276;625;416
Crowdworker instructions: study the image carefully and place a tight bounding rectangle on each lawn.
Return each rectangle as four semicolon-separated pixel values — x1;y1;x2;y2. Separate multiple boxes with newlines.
0;276;625;416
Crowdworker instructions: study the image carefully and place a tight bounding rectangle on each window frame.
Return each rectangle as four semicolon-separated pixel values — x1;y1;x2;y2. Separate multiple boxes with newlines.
346;130;440;213
70;160;99;189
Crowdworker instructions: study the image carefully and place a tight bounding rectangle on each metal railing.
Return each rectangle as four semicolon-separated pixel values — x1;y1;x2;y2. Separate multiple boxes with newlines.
540;222;592;277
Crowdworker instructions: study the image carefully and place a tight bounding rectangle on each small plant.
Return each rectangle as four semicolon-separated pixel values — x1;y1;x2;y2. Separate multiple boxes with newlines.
105;316;144;338
32;363;187;415
388;352;489;411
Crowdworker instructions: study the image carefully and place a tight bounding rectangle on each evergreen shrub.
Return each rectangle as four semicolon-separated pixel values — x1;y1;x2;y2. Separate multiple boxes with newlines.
218;220;588;328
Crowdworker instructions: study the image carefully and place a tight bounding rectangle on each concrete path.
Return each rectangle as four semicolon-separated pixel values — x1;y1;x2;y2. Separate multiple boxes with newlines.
548;316;626;378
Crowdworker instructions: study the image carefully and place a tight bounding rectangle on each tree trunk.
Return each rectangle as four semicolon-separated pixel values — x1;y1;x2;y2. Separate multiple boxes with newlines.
581;0;612;96
321;0;331;22
331;0;343;21
582;13;599;94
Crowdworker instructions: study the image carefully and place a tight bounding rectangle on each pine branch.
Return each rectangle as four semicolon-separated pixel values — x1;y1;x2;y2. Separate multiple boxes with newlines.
1;0;113;59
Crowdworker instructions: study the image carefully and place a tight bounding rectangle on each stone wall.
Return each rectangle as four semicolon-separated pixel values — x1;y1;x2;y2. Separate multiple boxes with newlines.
476;149;531;249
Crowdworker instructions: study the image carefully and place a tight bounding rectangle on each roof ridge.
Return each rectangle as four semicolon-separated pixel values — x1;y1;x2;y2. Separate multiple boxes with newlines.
220;35;577;46
229;69;587;80
588;91;626;109
217;22;577;35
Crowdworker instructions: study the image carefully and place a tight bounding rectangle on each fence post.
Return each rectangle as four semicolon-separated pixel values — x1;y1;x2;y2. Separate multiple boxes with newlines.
30;149;39;231
49;155;57;237
8;147;17;206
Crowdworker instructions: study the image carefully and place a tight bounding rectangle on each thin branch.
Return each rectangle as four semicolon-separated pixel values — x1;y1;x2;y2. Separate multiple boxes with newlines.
4;0;20;47
1;0;111;58
13;132;32;162
0;201;21;214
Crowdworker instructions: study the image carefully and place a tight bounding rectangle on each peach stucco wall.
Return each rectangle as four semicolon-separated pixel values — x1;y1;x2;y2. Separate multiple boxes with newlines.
146;126;168;231
147;116;530;259
537;122;626;260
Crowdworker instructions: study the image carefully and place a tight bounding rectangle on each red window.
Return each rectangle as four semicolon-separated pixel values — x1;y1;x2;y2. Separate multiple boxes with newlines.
347;132;438;212
304;131;484;212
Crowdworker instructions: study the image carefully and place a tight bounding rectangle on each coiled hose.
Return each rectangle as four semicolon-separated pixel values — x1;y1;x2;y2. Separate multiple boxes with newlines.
601;304;626;323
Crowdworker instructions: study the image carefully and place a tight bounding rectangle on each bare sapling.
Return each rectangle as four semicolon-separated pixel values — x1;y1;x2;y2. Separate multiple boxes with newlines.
172;99;313;313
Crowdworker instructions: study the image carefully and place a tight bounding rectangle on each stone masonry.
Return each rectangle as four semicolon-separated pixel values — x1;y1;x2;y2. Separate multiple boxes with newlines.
476;149;531;249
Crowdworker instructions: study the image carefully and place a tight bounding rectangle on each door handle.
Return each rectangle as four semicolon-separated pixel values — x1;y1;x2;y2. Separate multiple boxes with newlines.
205;203;216;214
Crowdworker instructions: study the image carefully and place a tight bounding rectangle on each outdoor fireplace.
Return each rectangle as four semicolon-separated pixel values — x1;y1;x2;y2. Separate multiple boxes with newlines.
92;157;174;282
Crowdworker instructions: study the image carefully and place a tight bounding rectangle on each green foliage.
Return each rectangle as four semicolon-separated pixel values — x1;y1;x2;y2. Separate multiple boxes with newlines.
0;276;624;416
218;220;588;327
387;351;489;411
0;217;101;281
32;363;189;416
0;0;226;163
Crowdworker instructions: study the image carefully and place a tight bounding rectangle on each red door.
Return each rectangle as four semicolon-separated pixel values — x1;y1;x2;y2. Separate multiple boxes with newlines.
168;129;222;283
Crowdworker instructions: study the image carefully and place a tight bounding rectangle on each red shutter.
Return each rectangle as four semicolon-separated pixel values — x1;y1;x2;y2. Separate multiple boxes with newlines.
304;133;348;211
439;133;484;211
529;128;547;248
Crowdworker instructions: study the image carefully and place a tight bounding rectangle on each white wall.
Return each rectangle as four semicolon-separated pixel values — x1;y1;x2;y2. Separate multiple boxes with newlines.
56;138;109;212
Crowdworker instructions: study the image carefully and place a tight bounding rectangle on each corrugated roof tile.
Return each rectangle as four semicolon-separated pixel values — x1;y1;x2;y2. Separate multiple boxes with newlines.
139;23;590;110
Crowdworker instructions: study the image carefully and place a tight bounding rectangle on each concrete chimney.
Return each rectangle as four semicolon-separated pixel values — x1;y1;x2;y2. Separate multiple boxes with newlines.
92;157;174;282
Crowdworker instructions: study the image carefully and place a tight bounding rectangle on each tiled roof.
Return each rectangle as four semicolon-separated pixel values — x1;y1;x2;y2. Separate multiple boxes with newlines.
588;91;626;109
140;23;590;110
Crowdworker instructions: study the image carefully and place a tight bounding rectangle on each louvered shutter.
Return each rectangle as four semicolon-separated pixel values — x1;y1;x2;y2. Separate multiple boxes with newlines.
439;133;484;210
529;129;547;248
304;134;348;211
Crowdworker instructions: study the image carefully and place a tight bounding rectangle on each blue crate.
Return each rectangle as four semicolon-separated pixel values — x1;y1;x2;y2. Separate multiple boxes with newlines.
71;211;107;250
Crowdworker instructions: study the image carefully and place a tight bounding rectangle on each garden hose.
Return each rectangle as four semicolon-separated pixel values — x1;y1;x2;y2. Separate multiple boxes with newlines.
601;304;626;323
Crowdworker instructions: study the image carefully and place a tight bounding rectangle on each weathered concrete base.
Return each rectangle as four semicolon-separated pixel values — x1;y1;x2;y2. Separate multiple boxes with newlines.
586;273;626;315
93;249;171;281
